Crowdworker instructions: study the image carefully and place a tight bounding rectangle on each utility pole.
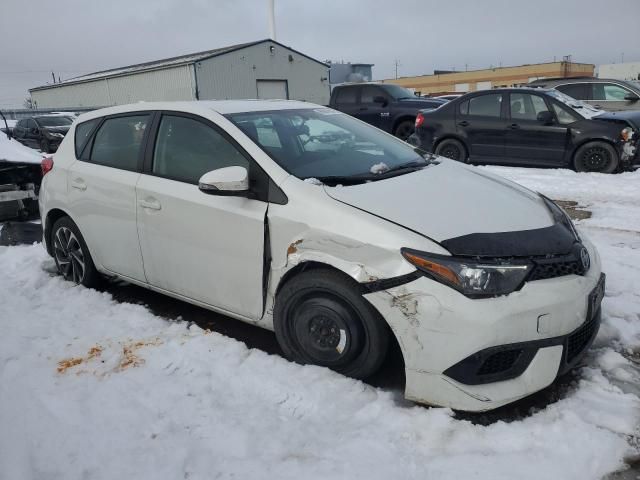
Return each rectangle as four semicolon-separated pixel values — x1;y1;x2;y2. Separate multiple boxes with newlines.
394;59;400;79
51;71;56;84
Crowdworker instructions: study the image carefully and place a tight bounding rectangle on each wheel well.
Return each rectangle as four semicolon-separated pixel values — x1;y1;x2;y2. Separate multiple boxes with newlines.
434;135;468;155
44;208;69;255
570;138;618;168
392;116;415;134
276;261;353;295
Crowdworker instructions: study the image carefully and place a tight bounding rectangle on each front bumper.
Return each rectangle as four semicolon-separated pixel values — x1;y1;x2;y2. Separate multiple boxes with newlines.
364;236;603;411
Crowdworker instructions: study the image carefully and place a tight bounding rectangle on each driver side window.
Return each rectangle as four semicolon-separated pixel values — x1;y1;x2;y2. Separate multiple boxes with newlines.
153;115;248;184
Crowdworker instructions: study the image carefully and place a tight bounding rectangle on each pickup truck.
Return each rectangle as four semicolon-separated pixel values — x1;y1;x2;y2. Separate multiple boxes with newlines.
328;83;446;140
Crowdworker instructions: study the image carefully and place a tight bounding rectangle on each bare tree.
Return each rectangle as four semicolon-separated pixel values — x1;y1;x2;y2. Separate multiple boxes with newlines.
23;97;34;109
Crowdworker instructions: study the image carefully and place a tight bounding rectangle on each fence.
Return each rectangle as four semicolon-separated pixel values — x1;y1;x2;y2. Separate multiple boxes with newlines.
0;107;100;121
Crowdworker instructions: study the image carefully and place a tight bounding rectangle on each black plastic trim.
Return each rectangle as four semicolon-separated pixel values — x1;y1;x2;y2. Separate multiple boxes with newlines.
360;270;423;293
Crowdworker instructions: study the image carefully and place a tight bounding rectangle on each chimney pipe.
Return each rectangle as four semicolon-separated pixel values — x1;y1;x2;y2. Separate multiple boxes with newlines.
268;0;276;40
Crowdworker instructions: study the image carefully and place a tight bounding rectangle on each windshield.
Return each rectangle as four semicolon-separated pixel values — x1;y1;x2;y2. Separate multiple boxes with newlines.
227;108;431;184
545;90;602;119
382;84;417;100
36;116;73;127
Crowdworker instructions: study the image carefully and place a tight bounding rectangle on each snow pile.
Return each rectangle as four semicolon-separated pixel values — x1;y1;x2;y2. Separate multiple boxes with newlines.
303;177;324;186
370;162;389;174
0;165;639;479
0;132;43;164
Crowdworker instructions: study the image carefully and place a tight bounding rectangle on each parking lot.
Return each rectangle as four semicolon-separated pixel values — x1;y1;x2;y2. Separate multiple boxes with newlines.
2;163;639;479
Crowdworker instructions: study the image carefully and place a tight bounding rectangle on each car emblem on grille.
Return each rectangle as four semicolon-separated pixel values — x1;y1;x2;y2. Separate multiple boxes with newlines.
580;247;590;271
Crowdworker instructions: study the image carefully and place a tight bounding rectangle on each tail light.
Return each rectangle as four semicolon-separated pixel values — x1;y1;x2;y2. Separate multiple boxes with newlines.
415;113;425;129
41;157;54;176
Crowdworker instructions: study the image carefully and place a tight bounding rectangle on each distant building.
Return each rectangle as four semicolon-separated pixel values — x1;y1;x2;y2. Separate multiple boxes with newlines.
328;61;374;86
29;39;330;109
597;62;640;81
382;61;595;96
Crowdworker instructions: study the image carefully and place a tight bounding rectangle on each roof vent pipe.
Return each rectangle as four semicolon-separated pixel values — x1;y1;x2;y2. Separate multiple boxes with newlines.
268;0;276;40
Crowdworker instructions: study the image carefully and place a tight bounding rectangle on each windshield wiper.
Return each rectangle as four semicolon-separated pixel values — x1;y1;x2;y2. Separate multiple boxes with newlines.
307;159;432;187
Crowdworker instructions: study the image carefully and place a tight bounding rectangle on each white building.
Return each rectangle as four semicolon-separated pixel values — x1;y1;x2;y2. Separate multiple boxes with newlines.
597;62;640;81
29;40;330;109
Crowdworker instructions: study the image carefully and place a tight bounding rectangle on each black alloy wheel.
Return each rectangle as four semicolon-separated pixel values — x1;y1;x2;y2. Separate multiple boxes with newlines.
51;216;101;288
394;120;415;141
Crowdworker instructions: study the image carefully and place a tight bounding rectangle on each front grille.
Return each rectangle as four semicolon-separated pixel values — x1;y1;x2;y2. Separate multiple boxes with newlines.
529;258;585;281
477;349;523;375
566;312;599;362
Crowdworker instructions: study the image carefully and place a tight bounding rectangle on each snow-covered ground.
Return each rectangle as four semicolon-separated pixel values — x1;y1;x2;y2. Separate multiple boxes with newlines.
1;166;639;480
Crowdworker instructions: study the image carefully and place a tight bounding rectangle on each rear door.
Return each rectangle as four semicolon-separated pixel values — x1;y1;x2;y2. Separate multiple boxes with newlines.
505;92;568;165
136;112;268;320
590;82;639;111
456;92;507;162
331;86;360;117
24;119;40;148
68;113;150;282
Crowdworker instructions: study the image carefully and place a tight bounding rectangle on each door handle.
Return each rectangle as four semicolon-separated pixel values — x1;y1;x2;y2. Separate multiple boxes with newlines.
139;198;162;211
508;123;520;130
71;178;87;191
457;121;469;127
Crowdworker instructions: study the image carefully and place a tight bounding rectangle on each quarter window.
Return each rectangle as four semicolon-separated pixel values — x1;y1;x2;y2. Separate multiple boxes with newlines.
90;115;149;170
74;118;100;158
152;115;248;184
467;94;502;117
550;102;580;125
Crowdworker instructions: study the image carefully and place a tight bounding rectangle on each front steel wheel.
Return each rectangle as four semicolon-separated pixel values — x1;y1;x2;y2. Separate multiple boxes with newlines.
435;138;467;162
574;141;619;173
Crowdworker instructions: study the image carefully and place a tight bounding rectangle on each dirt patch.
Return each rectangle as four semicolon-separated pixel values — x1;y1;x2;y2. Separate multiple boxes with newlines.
554;200;592;221
117;339;162;371
57;345;103;373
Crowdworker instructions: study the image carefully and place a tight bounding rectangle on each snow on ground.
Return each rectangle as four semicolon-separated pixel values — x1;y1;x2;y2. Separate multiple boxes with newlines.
1;166;639;480
0;131;43;164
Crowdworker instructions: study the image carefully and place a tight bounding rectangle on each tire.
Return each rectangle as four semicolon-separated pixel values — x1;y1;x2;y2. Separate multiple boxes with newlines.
40;139;51;154
394;120;415;141
274;269;389;379
573;141;619;173
435;138;467;162
51;216;101;288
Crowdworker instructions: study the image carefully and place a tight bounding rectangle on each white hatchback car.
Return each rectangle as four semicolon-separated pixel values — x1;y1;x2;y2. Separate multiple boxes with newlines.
39;100;604;411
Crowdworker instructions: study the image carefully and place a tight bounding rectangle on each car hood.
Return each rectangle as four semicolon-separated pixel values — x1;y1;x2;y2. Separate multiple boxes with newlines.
323;160;555;243
594;110;640;129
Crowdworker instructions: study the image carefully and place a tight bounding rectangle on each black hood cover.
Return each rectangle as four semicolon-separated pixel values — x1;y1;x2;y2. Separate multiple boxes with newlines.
441;222;577;258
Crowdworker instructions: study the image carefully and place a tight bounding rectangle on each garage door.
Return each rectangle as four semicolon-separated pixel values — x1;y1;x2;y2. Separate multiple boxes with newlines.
256;80;288;99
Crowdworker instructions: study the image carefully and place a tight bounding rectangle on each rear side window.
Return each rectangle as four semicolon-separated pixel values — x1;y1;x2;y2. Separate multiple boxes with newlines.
467;94;502;117
90;115;149;171
152;115;248;184
74;118;100;158
334;87;357;104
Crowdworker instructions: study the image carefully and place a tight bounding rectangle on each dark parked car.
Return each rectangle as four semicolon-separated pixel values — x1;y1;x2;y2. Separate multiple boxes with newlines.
329;83;446;140
410;88;639;173
529;77;640;111
12;115;74;153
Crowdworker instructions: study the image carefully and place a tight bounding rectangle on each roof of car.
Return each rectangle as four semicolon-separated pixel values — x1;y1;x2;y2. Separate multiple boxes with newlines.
75;100;321;123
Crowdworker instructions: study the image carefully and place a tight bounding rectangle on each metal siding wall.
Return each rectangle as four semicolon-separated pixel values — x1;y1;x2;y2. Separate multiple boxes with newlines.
196;41;330;105
30;65;195;108
31;81;111;109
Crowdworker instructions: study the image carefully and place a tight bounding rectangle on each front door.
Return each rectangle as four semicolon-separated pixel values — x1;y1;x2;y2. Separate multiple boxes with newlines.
505;92;568;165
256;80;288;100
136;113;268;320
357;85;390;129
67;113;150;281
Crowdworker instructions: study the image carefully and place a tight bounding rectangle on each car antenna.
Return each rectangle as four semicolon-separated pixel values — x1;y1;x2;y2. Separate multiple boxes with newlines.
0;110;11;139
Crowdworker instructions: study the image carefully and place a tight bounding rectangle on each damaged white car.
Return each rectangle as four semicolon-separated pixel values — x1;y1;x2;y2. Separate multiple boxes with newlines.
39;100;604;411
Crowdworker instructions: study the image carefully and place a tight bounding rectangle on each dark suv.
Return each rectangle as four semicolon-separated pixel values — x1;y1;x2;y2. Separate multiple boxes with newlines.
410;87;639;173
13;115;74;153
329;83;446;140
529;77;640;111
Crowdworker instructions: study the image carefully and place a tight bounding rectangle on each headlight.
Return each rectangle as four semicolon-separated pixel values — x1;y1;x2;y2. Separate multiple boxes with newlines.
49;132;64;138
621;127;634;142
401;248;531;298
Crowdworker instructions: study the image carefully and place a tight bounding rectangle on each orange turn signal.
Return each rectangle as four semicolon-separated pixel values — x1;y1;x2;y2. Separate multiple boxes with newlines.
402;252;460;286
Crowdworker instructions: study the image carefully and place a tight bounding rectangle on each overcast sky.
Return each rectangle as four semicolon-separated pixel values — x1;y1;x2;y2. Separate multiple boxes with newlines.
1;0;639;108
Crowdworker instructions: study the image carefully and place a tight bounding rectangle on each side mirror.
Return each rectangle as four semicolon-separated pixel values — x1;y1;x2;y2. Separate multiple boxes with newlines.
198;166;250;196
537;111;554;125
373;95;388;107
624;93;639;102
